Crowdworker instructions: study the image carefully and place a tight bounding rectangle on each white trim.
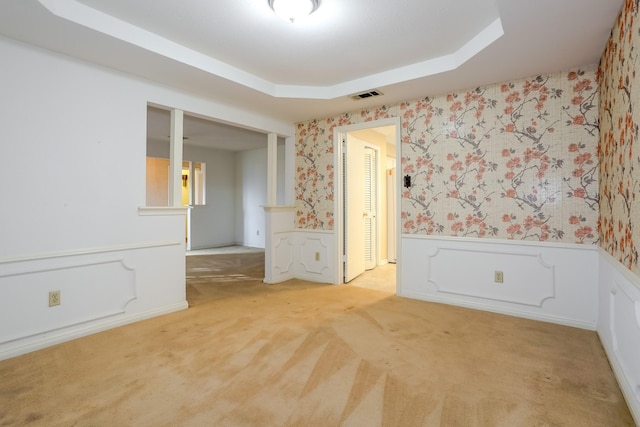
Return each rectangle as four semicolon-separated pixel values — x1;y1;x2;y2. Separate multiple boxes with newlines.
169;109;184;207
267;133;278;206
400;236;598;328
138;206;189;216
425;247;556;307
0;301;188;361
0;258;132;279
394;121;402;295
599;246;640;291
0;240;184;264
402;233;600;252
292;228;334;235
403;290;596;330
294;272;336;284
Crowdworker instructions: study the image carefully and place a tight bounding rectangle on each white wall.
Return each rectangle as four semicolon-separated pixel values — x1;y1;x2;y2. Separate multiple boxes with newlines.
147;141;238;249
236;148;268;248
277;140;286;205
188;146;237;249
0;36;292;360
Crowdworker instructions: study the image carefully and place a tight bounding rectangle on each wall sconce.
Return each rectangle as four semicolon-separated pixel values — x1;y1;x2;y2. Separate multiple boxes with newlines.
182;174;188;187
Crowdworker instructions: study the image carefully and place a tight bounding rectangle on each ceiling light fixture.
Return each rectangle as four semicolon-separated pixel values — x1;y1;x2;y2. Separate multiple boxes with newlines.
268;0;319;23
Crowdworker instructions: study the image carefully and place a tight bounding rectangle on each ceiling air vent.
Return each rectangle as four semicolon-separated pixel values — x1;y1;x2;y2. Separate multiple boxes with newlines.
350;89;384;101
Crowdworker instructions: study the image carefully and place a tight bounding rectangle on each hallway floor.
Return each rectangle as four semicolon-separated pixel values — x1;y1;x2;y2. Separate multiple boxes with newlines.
348;263;396;293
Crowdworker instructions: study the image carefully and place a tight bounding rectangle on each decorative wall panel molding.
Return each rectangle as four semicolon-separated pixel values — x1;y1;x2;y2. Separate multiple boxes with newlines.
265;229;335;284
273;236;294;275
427;247;555;307
0;240;183;265
300;237;329;275
401;236;598;329
0;257;136;344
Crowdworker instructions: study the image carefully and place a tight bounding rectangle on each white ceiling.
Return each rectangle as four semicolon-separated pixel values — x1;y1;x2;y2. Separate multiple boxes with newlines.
0;0;623;141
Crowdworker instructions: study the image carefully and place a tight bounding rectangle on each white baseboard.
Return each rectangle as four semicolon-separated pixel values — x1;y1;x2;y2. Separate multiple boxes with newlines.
597;249;640;425
599;330;640;425
401;290;596;330
263;273;295;284
293;272;337;284
0;301;188;361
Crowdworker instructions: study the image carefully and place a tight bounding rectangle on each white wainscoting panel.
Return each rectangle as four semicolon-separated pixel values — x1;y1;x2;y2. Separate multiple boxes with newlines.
293;230;335;284
263;207;336;285
272;233;295;281
401;235;599;329
300;237;329;274
427;247;555;307
0;242;188;360
264;207;296;284
598;249;640;425
0;258;136;343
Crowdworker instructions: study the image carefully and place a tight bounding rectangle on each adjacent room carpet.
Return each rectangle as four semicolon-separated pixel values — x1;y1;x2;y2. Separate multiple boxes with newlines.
0;251;634;426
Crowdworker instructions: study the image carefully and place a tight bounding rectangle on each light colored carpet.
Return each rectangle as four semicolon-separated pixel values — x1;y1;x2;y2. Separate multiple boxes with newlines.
0;252;633;426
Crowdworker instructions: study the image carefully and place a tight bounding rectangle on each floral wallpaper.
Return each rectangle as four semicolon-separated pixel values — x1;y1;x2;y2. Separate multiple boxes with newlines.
296;107;399;229
296;69;599;245
599;0;640;274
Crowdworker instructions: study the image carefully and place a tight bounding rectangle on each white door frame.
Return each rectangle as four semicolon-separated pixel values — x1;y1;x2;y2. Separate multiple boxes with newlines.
333;117;402;290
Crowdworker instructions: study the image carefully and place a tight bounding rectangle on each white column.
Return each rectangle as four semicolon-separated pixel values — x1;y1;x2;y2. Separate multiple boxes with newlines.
284;136;295;206
267;133;278;206
169;109;184;207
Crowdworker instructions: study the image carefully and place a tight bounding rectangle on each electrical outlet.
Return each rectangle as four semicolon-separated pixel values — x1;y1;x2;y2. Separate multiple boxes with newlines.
315;252;320;261
494;271;504;283
49;290;61;307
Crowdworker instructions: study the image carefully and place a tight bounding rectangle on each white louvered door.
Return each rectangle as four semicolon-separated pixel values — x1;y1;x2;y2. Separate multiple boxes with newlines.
344;137;366;282
364;147;377;270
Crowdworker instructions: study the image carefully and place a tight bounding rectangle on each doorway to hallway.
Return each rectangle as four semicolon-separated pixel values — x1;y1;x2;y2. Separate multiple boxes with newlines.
334;118;401;293
344;138;379;282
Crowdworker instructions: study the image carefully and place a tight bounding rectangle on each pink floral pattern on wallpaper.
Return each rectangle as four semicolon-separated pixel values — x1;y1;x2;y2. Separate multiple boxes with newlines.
296;70;599;245
599;0;640;273
296;108;394;228
400;70;599;243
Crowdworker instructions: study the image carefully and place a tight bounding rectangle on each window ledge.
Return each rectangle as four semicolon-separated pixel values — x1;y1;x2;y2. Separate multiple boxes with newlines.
138;206;189;216
263;205;296;212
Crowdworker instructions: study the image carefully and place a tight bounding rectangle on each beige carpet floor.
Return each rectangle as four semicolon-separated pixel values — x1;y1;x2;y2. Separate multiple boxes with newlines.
0;252;634;426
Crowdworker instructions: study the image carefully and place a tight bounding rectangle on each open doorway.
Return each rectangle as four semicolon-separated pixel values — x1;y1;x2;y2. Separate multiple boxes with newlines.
145;106;278;251
335;118;400;293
